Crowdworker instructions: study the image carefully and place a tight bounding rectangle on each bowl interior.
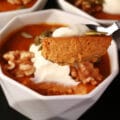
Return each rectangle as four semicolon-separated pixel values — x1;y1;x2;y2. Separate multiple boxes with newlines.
0;9;119;120
0;9;119;99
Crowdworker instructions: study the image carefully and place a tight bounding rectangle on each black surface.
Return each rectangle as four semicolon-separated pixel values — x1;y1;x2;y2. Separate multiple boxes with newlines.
0;0;120;120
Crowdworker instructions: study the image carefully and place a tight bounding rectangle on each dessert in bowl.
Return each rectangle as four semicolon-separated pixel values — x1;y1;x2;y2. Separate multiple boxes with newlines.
0;9;119;120
0;0;37;12
0;0;47;30
58;0;120;25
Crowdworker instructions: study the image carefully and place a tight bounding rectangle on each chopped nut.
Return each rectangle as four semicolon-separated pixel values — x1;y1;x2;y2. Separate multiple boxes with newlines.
21;32;33;39
3;50;35;77
24;67;35;76
68;0;103;15
3;51;15;61
19;63;32;70
7;61;15;70
20;51;34;60
70;61;103;85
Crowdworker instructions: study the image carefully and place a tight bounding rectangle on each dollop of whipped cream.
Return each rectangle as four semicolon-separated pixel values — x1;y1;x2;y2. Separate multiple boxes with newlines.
30;44;79;86
29;24;89;86
52;24;89;37
103;0;120;14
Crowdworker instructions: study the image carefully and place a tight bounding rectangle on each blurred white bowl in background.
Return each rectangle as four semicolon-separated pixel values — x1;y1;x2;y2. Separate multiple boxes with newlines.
0;0;47;30
57;0;117;25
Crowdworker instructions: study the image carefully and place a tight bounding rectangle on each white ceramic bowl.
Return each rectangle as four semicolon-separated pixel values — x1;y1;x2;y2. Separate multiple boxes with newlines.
57;0;117;25
0;0;47;30
0;9;119;120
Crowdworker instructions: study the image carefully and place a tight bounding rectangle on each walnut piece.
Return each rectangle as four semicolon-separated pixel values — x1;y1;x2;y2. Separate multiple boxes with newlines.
3;50;35;77
70;61;103;85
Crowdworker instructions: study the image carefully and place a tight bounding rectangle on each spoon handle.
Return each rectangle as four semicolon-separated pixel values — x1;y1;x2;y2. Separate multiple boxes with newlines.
112;29;120;50
86;21;120;50
116;21;120;28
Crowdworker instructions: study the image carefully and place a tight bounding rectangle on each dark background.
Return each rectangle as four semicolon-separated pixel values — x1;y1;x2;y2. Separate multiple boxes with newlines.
0;0;120;120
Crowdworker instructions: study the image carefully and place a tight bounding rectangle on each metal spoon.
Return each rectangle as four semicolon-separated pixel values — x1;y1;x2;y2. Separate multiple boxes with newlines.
87;21;120;49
